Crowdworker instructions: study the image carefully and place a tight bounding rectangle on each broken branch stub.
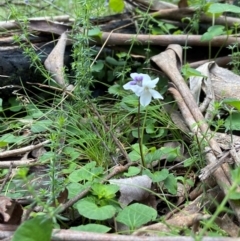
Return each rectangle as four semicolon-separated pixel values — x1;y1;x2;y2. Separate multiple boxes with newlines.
44;31;68;86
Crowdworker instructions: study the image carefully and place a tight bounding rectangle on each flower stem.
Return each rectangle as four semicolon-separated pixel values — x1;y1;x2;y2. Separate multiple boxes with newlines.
138;99;147;167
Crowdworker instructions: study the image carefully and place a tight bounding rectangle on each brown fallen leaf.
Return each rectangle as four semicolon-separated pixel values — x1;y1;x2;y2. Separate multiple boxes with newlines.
28;19;71;35
0;196;22;225
44;31;68;86
109;175;152;207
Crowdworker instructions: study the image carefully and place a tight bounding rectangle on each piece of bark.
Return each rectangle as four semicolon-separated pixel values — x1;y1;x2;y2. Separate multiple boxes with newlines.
0;43;72;95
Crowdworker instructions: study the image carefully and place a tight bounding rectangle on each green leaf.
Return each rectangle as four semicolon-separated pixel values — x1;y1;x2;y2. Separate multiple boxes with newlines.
91;183;119;199
108;84;125;97
26;104;44;118
0;141;8;147
128;144;148;162
128;151;141;162
38;151;55;163
12;216;53;241
161;146;180;162
229;191;240;200
145;148;163;164
0;133;26;144
70;224;111;233
116;203;157;230
124;166;141;177
224;113;240;131
121;94;139;107
31;120;53;133
208;3;240;14
222;98;240;111
106;56;125;66
143;168;169;182
63;147;80;161
68;162;103;182
164;174;177;195
152;169;169;183
76;199;116;220
184;157;195;167
109;0;124;13
67;182;86;199
8;97;22;112
146;121;156;134
91;60;104;72
201;25;225;41
88;27;102;37
182;64;206;79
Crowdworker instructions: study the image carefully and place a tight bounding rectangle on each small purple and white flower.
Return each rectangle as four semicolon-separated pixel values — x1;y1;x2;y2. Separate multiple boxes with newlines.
123;73;163;107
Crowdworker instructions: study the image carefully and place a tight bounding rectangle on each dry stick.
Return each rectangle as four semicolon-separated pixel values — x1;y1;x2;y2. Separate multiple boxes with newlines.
97;33;239;47
58;162;137;212
189;56;231;69
1;31;239;48
0;15;70;31
0;140;50;158
153;48;240;222
0;230;239;241
151;7;240;26
0;159;37;168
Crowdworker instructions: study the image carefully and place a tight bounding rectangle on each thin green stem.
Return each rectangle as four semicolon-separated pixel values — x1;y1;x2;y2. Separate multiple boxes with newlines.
137;99;148;167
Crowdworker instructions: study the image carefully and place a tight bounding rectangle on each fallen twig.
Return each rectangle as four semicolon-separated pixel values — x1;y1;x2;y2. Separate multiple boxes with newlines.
0;159;36;168
151;7;240;26
0;140;50;158
0;229;239;241
97;33;237;47
189;56;231;68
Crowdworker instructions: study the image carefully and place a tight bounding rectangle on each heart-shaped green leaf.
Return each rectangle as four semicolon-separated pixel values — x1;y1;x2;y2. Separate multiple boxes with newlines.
116;203;157;230
76;199;116;220
12;216;53;241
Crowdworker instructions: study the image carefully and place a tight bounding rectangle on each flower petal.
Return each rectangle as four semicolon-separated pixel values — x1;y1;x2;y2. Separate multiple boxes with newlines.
140;90;152;107
149;89;164;99
123;81;135;90
124;82;143;94
130;73;141;80
142;77;159;88
151;77;159;85
141;74;151;82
